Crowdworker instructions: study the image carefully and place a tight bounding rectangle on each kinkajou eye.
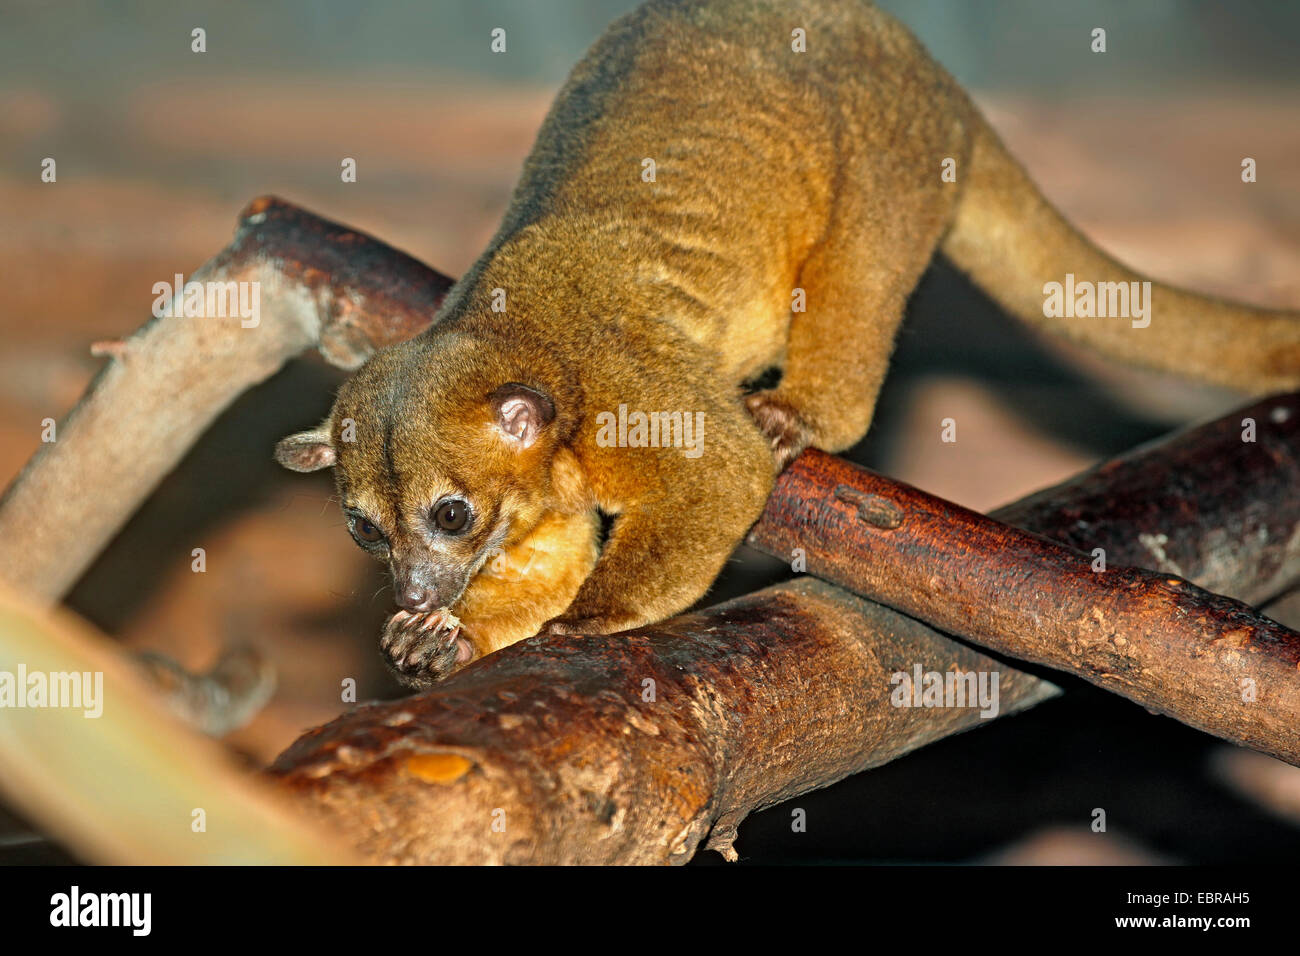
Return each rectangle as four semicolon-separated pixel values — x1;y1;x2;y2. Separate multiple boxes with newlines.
353;517;385;544
434;499;471;533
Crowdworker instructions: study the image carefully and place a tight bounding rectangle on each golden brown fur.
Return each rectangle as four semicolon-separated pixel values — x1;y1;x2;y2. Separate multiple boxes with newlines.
453;508;600;659
278;0;1300;685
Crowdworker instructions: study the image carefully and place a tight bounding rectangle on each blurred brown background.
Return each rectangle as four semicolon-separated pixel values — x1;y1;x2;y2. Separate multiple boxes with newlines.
2;0;1300;863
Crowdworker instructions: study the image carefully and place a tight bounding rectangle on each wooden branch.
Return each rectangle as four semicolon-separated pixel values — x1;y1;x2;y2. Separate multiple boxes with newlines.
991;395;1300;607
0;196;1053;864
0;197;455;604
269;578;1057;864
136;644;277;736
270;396;1300;861
5;196;1295;863
746;398;1300;766
0;583;353;863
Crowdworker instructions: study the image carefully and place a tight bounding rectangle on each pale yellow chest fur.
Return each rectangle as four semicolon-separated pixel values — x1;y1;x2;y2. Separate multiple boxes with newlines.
452;509;601;661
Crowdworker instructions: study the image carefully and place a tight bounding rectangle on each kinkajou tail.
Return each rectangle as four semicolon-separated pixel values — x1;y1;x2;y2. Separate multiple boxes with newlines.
941;112;1300;394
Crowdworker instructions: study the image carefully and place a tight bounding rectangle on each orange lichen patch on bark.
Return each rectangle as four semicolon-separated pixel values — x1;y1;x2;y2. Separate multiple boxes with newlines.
404;753;475;785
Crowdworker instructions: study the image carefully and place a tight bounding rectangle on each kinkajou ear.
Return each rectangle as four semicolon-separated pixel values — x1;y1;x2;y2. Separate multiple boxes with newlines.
490;383;555;449
274;424;337;472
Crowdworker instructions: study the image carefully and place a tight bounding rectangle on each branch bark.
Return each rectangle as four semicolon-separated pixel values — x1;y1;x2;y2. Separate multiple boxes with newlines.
0;197;1054;864
270;397;1300;862
269;578;1056;864
0;197;455;604
991;396;1300;607
746;404;1300;766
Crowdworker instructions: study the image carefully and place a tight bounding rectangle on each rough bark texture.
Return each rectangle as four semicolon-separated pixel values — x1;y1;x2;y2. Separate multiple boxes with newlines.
992;393;1300;607
747;427;1300;767
270;578;1056;864
0;197;455;604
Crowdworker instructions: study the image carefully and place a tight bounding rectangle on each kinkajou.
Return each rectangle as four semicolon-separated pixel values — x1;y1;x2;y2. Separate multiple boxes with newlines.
277;0;1300;686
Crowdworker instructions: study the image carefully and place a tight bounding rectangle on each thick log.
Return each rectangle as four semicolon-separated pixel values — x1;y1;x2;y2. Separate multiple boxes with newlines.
746;415;1300;767
0;197;455;604
269;578;1056;864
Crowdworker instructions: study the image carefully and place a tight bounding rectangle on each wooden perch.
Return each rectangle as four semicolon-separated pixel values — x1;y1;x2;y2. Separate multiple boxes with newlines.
136;643;277;736
0;197;1053;864
269;395;1300;861
2;196;1296;863
746;398;1300;766
270;578;1056;864
0;583;352;863
991;395;1300;608
0;197;455;605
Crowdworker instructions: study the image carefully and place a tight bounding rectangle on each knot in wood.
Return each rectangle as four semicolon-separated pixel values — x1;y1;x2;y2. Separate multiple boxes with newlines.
834;484;904;530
